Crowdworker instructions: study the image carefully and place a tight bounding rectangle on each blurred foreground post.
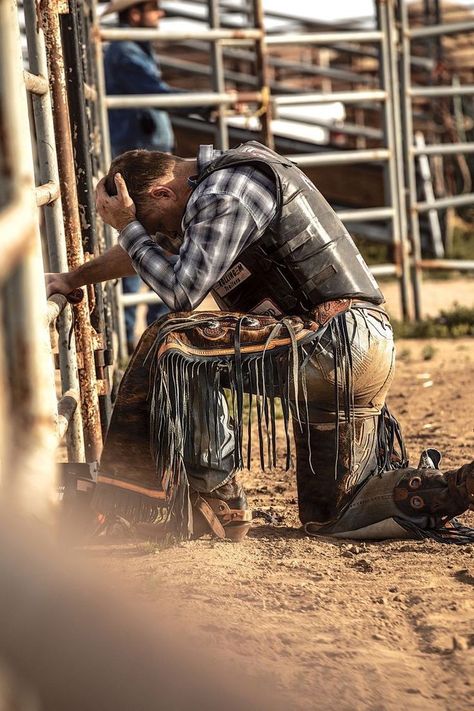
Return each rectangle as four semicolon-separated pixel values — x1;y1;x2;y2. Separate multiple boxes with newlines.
0;0;58;520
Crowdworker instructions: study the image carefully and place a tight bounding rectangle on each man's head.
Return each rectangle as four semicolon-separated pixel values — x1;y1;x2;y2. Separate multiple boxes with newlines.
104;150;194;236
102;0;164;28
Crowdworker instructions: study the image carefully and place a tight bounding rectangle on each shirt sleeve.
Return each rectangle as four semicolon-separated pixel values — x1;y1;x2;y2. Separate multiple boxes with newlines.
118;192;263;312
115;44;176;95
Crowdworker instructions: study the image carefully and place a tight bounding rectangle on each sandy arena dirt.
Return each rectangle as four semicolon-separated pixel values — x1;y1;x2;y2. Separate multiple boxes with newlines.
90;328;474;710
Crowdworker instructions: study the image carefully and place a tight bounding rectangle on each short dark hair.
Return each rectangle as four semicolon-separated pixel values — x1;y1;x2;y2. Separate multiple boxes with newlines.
104;149;183;221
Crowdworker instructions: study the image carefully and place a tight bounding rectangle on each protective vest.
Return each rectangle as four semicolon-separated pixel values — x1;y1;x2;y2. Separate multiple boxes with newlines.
196;141;384;317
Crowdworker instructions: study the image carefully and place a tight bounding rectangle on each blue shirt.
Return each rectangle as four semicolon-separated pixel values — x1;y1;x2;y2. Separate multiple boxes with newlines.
104;38;176;156
119;145;278;311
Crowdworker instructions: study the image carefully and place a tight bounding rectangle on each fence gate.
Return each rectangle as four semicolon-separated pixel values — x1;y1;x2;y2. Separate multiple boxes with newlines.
0;0;118;520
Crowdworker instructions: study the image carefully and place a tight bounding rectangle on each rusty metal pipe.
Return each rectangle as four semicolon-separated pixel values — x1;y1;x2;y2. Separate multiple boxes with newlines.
41;0;102;463
57;389;79;440
23;69;49;95
35;180;60;207
23;0;85;463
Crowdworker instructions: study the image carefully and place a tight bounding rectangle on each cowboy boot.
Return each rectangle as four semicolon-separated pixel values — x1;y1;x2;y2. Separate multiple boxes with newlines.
392;458;474;524
191;476;252;542
305;454;474;540
293;416;379;525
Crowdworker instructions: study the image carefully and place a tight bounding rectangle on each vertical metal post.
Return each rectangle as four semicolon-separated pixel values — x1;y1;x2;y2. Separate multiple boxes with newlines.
0;0;59;519
382;0;412;319
78;0;118;392
23;0;85;462
399;0;424;319
41;0;103;462
209;0;229;150
60;0;113;432
378;1;406;317
250;0;274;149
414;131;444;258
90;0;128;363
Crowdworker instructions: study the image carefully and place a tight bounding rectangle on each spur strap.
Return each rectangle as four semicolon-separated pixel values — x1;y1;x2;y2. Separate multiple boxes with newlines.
192;494;252;539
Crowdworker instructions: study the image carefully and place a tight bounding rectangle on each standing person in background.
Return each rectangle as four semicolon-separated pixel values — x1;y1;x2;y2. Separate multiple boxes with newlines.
102;0;174;352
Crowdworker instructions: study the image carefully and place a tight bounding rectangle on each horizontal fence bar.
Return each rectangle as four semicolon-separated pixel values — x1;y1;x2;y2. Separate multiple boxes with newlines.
120;291;161;307
337;207;395;222
416;259;474;271
105;91;260;109
0;197;35;284
414;192;474;213
411;142;474;156
274;90;387;106
57;389;79;441
408;20;474;39
369;264;398;277
185;37;380;86
24;69;49;95
100;27;262;41
409;85;474;99
47;293;68;326
266;30;383;45
285;149;390;166
220;38;255;46
36;180;60;207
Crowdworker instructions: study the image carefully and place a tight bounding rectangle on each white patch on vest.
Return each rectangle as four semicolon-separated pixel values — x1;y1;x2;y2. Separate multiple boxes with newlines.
251;299;283;318
356;253;379;289
298;195;332;244
214;262;251;297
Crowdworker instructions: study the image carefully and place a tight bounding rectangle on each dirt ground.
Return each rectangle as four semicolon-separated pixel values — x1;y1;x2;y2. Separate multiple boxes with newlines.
90;286;474;709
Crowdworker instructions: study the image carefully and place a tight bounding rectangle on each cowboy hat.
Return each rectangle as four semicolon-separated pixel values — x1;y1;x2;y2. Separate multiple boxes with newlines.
101;0;159;17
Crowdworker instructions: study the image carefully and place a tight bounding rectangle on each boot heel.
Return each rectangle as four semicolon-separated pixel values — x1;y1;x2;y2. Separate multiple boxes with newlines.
223;521;252;542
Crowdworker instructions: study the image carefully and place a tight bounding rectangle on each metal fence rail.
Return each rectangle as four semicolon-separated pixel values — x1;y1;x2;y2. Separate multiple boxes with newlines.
23;0;86;463
0;0;58;519
99;0;413;319
399;2;474;319
0;0;121;520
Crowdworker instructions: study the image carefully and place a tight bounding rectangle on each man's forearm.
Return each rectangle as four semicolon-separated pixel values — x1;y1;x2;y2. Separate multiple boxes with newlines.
68;244;136;288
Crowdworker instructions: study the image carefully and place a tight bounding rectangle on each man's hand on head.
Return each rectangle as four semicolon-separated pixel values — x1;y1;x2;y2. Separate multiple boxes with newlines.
95;173;137;232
